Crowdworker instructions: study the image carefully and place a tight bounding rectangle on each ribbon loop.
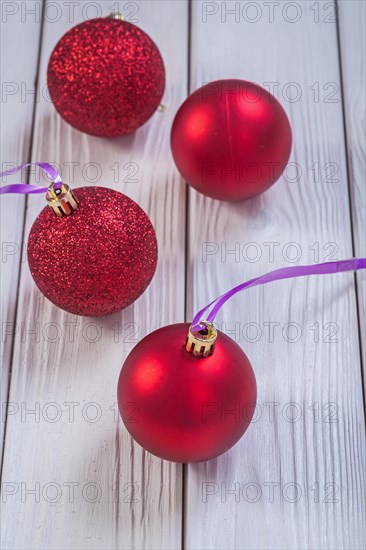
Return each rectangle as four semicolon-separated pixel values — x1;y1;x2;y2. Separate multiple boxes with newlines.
0;162;62;195
191;258;366;330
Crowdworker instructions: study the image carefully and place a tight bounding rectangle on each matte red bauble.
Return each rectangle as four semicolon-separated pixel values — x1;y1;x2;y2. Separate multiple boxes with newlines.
27;185;158;316
47;16;165;137
118;323;256;462
171;79;292;201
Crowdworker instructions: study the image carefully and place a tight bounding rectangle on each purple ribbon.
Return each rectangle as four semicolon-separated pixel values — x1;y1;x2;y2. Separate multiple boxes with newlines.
0;162;62;194
191;258;366;330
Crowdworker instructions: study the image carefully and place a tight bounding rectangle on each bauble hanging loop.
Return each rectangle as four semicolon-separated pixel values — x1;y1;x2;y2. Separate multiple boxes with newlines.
109;12;125;20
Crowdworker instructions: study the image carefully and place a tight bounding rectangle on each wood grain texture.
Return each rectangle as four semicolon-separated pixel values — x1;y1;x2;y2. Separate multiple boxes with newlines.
338;0;366;386
1;1;187;548
0;0;43;455
2;1;365;549
185;1;365;549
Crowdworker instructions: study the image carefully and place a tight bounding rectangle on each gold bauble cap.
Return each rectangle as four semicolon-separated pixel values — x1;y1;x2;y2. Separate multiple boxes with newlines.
185;321;217;358
46;183;79;217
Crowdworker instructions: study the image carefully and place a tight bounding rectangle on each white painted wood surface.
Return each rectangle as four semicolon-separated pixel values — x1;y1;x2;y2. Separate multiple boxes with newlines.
186;1;365;549
0;0;42;455
1;1;365;549
1;1;187;548
338;0;366;386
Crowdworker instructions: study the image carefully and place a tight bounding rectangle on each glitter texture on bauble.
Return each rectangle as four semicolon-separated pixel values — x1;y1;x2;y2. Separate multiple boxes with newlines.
47;17;165;137
27;187;158;316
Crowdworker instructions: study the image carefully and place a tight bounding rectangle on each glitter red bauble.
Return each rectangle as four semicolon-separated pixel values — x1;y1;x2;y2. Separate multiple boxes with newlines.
171;79;292;201
47;17;165;137
27;187;158;316
117;323;257;463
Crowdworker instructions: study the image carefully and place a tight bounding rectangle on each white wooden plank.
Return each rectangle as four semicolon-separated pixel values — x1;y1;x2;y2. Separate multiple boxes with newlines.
185;2;365;549
338;0;366;387
0;1;43;454
1;1;188;548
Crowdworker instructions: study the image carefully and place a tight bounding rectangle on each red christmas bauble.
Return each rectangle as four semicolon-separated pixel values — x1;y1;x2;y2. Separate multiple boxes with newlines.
47;16;165;137
117;323;256;462
171;79;292;201
27;187;158;316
